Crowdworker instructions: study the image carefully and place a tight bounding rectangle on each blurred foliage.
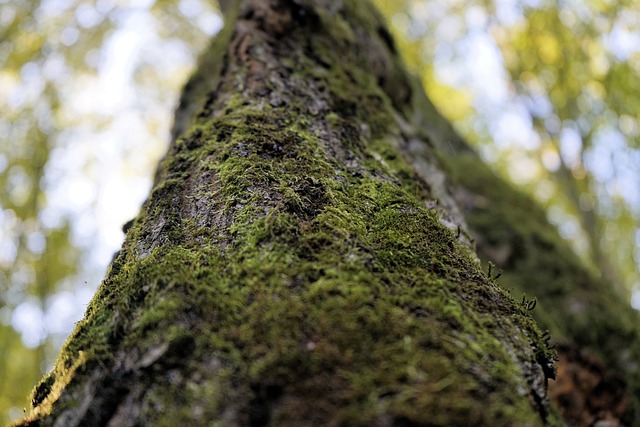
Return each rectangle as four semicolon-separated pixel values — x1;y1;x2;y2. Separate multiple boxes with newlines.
1;0;638;424
493;0;640;295
1;0;79;419
0;0;218;423
375;0;639;296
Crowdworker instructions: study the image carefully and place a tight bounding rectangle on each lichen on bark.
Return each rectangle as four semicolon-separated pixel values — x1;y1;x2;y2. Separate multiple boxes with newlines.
17;1;562;426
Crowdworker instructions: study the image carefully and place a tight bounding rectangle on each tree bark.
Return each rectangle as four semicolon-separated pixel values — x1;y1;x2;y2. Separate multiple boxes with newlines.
16;0;639;426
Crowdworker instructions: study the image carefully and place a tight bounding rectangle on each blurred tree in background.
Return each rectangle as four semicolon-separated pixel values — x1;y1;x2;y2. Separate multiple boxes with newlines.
0;0;637;423
376;0;640;295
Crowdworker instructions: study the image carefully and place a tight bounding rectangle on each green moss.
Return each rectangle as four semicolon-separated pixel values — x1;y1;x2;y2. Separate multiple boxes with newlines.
20;2;560;426
26;112;554;425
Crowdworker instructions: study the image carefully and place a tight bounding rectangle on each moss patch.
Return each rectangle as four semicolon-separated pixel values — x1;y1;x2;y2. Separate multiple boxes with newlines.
19;1;559;426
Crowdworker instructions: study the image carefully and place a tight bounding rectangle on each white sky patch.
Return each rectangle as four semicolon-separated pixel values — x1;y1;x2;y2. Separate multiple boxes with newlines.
198;12;223;35
179;0;202;18
465;34;509;105
0;234;18;269
26;231;46;254
632;285;640;310
11;299;47;348
523;93;553;118
66;179;97;210
61;26;80;46
98;27;146;111
99;174;149;243
433;55;464;87
75;2;104;28
42;52;68;83
44;289;93;339
465;6;488;32
559;126;583;167
558;217;580;240
491;109;540;150
604;23;640;61
125;0;155;9
613;148;640;212
0;5;16;26
493;0;524;26
37;0;75;19
433;30;511;125
585;128;625;182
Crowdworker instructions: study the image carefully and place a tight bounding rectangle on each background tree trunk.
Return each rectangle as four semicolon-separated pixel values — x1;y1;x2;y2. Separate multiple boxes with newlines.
17;0;639;425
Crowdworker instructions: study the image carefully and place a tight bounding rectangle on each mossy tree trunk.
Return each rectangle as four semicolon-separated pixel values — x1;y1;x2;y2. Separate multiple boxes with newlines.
17;0;639;426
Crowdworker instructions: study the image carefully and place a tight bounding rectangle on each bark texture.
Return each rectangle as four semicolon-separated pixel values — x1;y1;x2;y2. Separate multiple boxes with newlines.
16;0;639;426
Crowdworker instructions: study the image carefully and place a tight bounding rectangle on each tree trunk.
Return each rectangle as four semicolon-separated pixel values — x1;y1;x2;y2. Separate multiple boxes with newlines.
17;0;639;426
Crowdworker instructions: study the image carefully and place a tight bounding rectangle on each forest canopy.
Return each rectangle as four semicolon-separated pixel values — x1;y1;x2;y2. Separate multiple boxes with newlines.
1;0;638;423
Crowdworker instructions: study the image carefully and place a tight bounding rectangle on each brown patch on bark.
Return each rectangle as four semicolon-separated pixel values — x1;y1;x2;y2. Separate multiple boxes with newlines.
237;32;253;63
245;0;295;37
549;345;631;426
